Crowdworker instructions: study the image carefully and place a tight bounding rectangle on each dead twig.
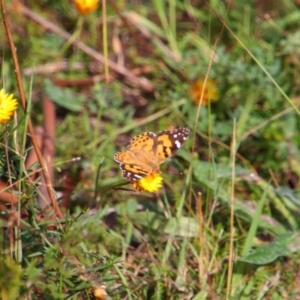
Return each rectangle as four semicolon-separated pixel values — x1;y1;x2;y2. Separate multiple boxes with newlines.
20;4;154;92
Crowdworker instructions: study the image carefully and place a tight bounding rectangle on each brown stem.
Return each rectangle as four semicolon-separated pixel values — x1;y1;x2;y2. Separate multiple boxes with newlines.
37;95;56;208
25;126;44;181
0;180;18;204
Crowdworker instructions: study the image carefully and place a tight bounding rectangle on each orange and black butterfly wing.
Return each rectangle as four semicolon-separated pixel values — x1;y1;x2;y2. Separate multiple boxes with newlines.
114;128;190;181
114;132;157;181
156;128;190;164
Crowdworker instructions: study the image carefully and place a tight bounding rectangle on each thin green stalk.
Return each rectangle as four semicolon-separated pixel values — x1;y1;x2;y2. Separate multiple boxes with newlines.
102;0;109;79
153;0;179;57
226;118;236;299
169;0;176;49
59;16;83;56
236;94;255;142
242;186;268;257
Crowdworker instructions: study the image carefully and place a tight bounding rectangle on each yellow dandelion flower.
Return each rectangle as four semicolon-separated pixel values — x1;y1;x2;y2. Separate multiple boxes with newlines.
190;79;219;106
74;0;99;15
132;172;163;193
0;89;18;124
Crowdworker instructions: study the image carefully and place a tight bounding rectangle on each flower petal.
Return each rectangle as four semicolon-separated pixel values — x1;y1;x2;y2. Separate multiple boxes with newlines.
74;0;99;15
132;172;163;193
0;89;18;124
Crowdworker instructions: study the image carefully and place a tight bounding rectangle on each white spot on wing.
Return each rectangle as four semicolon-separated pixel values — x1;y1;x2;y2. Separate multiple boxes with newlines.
175;141;181;148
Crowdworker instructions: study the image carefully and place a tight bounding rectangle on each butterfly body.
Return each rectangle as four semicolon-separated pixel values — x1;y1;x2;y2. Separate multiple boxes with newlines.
114;128;190;181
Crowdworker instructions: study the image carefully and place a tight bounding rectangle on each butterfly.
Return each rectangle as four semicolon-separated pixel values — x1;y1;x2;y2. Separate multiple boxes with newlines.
114;128;190;181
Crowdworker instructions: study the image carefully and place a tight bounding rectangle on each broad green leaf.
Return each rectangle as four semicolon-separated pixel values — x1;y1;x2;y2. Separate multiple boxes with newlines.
240;232;300;264
43;78;85;112
129;211;199;237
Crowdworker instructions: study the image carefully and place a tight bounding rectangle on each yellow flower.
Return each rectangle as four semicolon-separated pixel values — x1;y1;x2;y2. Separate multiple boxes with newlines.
0;89;18;124
74;0;99;15
190;79;219;106
132;172;163;193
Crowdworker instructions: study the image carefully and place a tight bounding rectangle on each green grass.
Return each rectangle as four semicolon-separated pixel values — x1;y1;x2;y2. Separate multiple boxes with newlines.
1;0;300;299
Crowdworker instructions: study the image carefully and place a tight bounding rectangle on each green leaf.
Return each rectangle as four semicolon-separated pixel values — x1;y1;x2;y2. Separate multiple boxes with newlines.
193;161;253;182
129;211;199;237
240;232;300;265
43;78;85;112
